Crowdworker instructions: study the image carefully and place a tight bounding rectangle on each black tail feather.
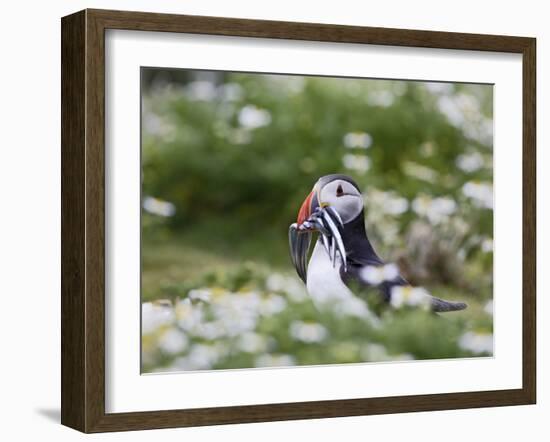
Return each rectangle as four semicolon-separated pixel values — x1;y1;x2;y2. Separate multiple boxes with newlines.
430;296;468;312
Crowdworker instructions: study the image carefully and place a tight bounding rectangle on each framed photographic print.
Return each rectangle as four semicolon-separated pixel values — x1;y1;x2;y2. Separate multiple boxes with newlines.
61;9;536;433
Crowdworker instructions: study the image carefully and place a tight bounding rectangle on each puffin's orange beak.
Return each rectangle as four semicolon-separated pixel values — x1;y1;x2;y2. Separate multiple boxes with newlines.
289;181;348;282
297;191;314;225
290;189;318;283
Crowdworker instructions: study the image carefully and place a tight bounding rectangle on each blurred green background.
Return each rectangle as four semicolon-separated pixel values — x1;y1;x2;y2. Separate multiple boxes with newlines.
141;68;494;373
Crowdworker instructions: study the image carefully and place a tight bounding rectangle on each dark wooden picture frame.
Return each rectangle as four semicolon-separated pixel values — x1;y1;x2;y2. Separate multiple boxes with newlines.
61;8;536;433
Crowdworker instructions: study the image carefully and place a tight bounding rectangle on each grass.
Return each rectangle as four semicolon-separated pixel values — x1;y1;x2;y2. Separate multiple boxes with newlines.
141;225;493;372
142;224;290;301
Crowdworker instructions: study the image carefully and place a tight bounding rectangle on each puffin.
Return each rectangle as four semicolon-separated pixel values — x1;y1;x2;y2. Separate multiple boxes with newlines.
289;174;467;313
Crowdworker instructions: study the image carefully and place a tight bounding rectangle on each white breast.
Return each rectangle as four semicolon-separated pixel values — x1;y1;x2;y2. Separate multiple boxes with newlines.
306;240;356;304
306;240;379;325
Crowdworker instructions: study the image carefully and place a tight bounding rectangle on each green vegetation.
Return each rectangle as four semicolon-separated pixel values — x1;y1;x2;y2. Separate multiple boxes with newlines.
141;69;494;372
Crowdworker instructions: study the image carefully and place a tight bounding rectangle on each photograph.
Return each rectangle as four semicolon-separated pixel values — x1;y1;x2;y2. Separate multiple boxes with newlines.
140;68;494;373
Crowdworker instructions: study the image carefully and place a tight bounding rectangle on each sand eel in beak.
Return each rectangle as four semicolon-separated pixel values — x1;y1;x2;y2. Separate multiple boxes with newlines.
289;174;467;313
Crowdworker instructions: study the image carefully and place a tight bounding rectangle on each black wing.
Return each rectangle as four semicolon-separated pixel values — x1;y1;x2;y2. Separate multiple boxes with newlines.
338;213;467;313
341;262;467;312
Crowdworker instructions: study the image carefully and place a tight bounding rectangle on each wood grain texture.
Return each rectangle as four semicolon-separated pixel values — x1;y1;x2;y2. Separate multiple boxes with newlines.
522;38;536;403
61;10;86;432
84;9;107;432
60;8;537;433
89;8;533;52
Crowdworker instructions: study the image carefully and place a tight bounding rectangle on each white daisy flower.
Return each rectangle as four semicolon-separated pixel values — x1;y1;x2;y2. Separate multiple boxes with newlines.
385;196;409;215
188;288;211;303
367;90;395;107
158;328;189;355
237;332;269;353
175;298;204;333
184;80;217;101
456;152;484;173
289;321;329;343
142;196;176;217
172;344;224;371
412;194;456;224
360;263;400;285
342;153;371;173
265;273;286;292
459;332;493;354
484;300;494;316
343;132;373;149
238;105;271;129
481;238;494;253
390;286;431;309
260;294;287;316
462;181;493;209
403;161;438;183
142;301;175;334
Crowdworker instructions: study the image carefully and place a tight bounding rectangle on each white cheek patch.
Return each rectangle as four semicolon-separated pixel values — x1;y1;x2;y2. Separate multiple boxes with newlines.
319;180;363;223
334;195;363;223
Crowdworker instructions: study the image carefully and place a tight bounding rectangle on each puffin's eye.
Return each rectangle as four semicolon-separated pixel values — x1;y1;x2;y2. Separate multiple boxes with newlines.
336;184;344;197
